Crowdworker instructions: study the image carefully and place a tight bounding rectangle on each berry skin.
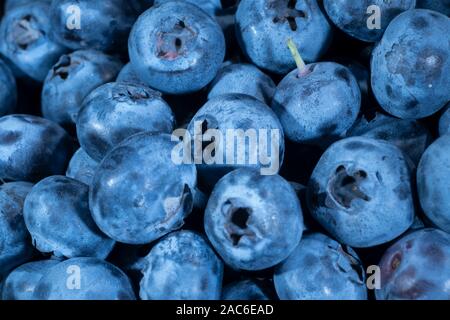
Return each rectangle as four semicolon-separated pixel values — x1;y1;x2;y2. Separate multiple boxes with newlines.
416;0;450;15
2;259;60;300
204;168;304;271
307;137;414;248
371;9;450;119
0;182;35;279
274;233;367;300
129;1;225;94
139;230;223;300
0;1;68;81
90;133;197;245
348;113;431;165
49;0;138;52
33;258;136;300
66;148;98;186
272;62;361;145
324;0;416;42
23;176;115;259
222;280;271;300
0;58;17;116
76;82;175;162
153;0;222;17
42;50;123;127
235;0;332;74
188;94;285;189
0;115;75;182
417;135;450;233
208;62;276;105
439;105;450;136
116;62;146;86
376;229;450;300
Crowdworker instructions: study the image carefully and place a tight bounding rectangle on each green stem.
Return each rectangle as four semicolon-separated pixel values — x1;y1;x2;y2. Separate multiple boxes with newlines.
287;38;306;74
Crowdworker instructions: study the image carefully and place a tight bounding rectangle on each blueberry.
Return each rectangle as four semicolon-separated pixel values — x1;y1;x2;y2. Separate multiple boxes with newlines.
33;257;136;300
348;113;431;165
0;58;17;116
116;62;146;86
90;132;197;244
153;0;222;17
187;94;285;189
208;62;276;104
272;62;361;145
222;280;271;300
439;105;450;136
4;0;48;12
76;82;175;162
376;228;450;300
235;0;332;74
23;176;115;259
416;0;450;15
49;0;138;52
274;233;367;300
371;9;450;119
324;0;416;42
0;1;68;81
205;168;303;270
41;50;123;126
417;135;450;233
307;137;414;248
0;115;74;182
140;230;223;300
0;182;34;279
128;1;225;94
66;148;98;186
2;259;60;300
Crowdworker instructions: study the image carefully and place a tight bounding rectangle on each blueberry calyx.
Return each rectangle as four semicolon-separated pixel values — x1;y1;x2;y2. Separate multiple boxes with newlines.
52;55;74;80
222;198;255;246
329;165;371;209
270;0;307;32
12;15;43;50
156;20;196;60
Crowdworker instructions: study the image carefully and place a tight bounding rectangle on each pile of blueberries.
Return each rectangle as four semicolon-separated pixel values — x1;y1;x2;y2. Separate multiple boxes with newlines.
0;0;449;300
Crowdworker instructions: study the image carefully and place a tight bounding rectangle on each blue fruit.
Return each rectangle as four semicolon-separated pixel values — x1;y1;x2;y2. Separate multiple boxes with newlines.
272;62;361;145
66;148;98;186
76;82;175;162
324;0;416;42
0;115;74;182
140;230;223;300
417;135;450;233
49;0;137;52
153;0;222;17
41;50;123;126
23;176;115;258
187;94;285;189
33;257;136;300
235;0;332;74
348;113;431;165
208;62;276;104
274;233;367;300
116;62;146;85
307;137;414;248
0;182;34;279
0;1;68;81
205;168;303;270
416;0;450;15
222;280;270;300
376;228;450;300
2;259;60;300
128;1;225;94
439;105;450;136
0;58;17;116
371;9;450;119
90;132;197;244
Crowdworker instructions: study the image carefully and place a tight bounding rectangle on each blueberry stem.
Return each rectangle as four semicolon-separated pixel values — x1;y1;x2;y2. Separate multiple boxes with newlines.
287;38;306;75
